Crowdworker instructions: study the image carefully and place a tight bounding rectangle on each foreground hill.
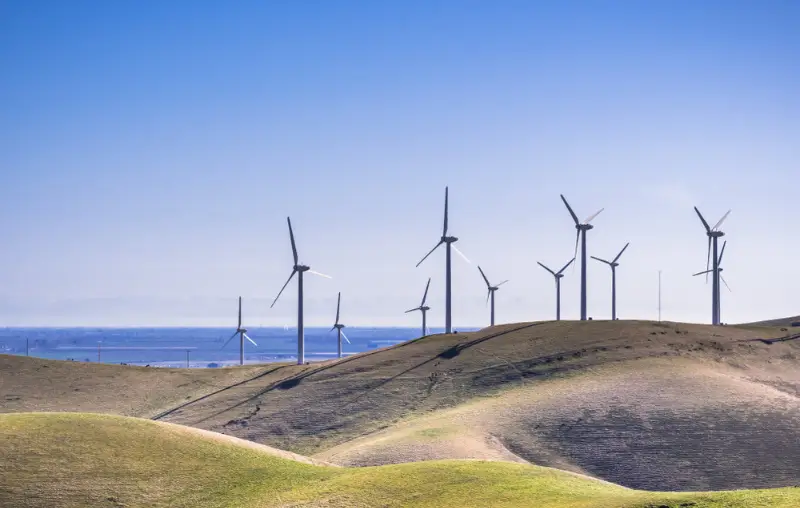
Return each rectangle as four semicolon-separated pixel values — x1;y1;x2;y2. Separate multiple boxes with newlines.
2;413;799;508
2;320;799;491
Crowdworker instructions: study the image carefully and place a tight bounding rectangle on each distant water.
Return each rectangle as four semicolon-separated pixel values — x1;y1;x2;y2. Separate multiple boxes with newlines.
0;327;476;368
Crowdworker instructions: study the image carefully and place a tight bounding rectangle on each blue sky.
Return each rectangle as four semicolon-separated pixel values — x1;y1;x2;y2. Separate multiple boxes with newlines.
1;0;798;326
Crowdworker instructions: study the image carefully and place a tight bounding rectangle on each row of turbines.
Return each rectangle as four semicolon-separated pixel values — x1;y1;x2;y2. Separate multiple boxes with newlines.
226;187;732;366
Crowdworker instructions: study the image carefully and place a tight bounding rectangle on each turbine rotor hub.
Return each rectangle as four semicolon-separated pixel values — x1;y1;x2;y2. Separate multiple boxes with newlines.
295;265;310;272
443;236;458;243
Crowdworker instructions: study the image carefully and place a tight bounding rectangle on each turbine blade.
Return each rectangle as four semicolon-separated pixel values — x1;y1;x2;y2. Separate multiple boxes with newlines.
560;194;580;225
452;244;471;264
221;331;238;350
705;237;711;284
590;256;611;265
340;330;351;344
308;270;332;279
718;240;727;265
477;265;491;287
496;280;509;287
537;262;556;276
421;277;431;306
243;333;258;347
557;258;575;275
486;289;491;305
583;208;604;224
270;270;297;308
721;274;732;292
612;242;630;263
712;210;731;231
405;307;421;314
694;206;711;233
335;292;341;325
287;217;298;265
416;241;443;267
330;325;336;332
693;269;713;277
443;186;449;236
573;230;580;270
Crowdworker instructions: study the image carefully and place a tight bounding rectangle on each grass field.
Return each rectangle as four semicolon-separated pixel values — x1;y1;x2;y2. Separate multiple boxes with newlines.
2;412;799;508
2;320;799;492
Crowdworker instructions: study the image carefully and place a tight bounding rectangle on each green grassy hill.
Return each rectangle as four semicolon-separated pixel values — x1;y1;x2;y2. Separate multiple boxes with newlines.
2;320;799;491
2;412;799;508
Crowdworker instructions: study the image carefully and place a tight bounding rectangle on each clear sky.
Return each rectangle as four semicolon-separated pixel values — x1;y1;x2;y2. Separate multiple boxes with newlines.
1;0;798;327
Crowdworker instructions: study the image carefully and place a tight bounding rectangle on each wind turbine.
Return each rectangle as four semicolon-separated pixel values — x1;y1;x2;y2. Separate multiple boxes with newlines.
405;277;431;337
693;240;732;325
560;195;604;321
221;296;257;365
416;186;470;334
537;258;574;321
591;242;630;320
271;217;332;365
693;207;731;325
330;292;350;359
477;266;508;326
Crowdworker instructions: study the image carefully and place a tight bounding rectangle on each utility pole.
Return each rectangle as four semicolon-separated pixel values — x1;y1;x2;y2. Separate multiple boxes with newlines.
658;270;662;322
97;342;101;363
26;338;29;356
186;350;190;368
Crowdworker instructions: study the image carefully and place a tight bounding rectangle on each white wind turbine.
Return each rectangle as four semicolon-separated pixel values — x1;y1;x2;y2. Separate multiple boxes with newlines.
330;292;351;359
221;296;258;365
270;217;331;365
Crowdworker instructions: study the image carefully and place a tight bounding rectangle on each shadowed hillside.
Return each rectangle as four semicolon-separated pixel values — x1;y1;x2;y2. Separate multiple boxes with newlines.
3;412;799;508
2;320;799;491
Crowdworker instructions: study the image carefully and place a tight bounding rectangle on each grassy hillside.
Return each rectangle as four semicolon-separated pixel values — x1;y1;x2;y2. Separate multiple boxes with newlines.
0;354;305;417
3;320;799;491
2;413;799;508
743;315;800;327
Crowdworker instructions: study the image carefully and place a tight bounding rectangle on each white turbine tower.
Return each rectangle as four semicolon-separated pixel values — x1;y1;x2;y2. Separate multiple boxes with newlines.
477;266;508;326
221;296;257;365
330;292;350;359
416;187;470;334
271;217;331;365
560;194;604;321
693;240;732;324
405;278;431;337
591;242;630;320
537;258;574;321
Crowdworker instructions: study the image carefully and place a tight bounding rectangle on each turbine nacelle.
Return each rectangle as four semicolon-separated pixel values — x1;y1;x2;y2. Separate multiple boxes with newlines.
708;230;725;238
295;264;310;272
442;236;458;243
576;223;594;231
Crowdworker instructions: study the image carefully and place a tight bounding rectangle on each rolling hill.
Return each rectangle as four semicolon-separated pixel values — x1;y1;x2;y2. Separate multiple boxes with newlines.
2;320;799;492
2;412;799;508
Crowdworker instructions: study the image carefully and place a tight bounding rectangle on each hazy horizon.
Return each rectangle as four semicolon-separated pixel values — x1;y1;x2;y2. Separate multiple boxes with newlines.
2;1;798;327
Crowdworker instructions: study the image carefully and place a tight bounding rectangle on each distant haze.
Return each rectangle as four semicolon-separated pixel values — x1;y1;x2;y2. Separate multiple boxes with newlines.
1;1;797;327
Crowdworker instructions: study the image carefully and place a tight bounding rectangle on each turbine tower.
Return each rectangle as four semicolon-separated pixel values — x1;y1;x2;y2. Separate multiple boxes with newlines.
560;195;604;321
477;266;508;326
405;278;431;337
591;242;630;320
416;187;470;334
221;296;258;365
693;240;732;325
271;217;332;365
693;207;731;325
330;292;351;359
537;258;574;321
